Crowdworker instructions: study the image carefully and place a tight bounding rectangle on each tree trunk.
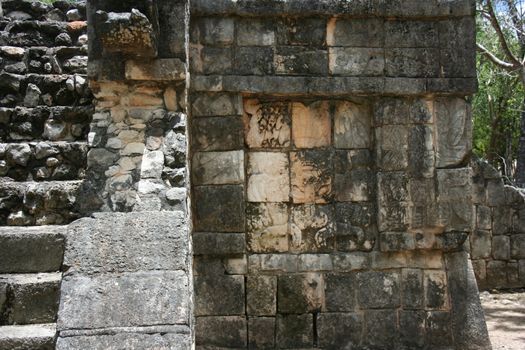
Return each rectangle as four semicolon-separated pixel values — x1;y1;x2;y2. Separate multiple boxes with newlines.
516;98;525;187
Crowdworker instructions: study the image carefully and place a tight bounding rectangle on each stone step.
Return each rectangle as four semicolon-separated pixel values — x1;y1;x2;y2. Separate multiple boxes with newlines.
0;226;65;273
0;179;84;226
0;273;61;325
0;141;88;182
0;323;56;350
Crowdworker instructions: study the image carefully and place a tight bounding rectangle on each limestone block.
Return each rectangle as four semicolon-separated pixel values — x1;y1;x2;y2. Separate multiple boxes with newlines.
386;48;440;77
357;272;400;308
194;275;244;316
329;47;384;76
335;202;377;252
385;20;438;48
380;232;416;251
246;203;289;253
195;18;234;45
192;151;244;185
193;185;244;232
402;268;424;309
409;178;438;230
298;254;333;272
332;252;370;272
56;333;190;350
399;310;426;348
435;98;472;168
274;46;328;75
195;316;247;348
192;232;245;256
317;312;362;348
191;46;233;75
424;270;449;310
58;271;189;330
243;99;291;148
511;234;525;259
192;116;244;151
250;254;298;273
235;46;274;75
237;18;275;46
327;18;384;47
324;274;355;311
491;236;510;260
376;125;409;171
277;17;326;46
426;311;453;347
363;310;398;349
248;317;275;349
125;59;185;81
291;150;333;204
476;205;492;230
334;150;373;202
492;206;513;235
439;18;476;78
64;212;187;275
334;101;371;149
140;150;164;179
373;97;410;126
408;124;435;178
291;101;330;148
437;168;473;232
470;230;491;259
291;204;335;253
277;274;324;313
247;152;289;202
378;172;410;231
276;314;313;348
247;275;277;316
192;93;242;117
471;259;487;282
486;260;508;287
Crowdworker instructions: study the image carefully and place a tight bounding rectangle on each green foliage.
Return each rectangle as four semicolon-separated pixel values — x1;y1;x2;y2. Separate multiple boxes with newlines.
473;6;524;173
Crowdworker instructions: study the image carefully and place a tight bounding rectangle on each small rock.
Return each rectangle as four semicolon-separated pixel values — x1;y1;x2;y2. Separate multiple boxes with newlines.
43;120;68;141
71;124;84;137
87;148;118;170
146;136;163;150
35;142;59;159
46;157;60;167
6;143;31;166
166;187;186;204
0;46;25;59
55;33;73;46
24;83;41;107
44;8;67;21
118;157;136;172
106;137;123;149
74;75;86;94
63;56;88;73
5;62;27;74
66;9;82;21
77;34;88;46
7;211;33;226
41;93;53;106
65;77;75;91
36;167;51;179
6;11;32;21
137;180;165;194
141;150;164;178
67;21;87;33
121;142;145;156
0;160;8;176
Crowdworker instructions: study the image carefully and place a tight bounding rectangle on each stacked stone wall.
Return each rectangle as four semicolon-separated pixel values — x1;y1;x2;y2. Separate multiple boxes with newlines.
470;159;525;290
189;1;490;349
0;0;92;225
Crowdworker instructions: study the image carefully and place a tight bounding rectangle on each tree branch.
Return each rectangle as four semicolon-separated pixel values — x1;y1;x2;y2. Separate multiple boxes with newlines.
485;0;522;66
477;42;519;70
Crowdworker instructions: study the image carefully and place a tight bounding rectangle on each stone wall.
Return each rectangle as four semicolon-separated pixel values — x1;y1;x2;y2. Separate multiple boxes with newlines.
0;0;92;225
471;159;525;290
189;1;490;349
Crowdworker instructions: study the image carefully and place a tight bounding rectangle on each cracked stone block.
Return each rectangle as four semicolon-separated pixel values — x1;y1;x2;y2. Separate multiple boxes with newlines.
335;202;377;252
244;99;291;148
246;203;289;253
327;18;384;47
291;150;333;204
277;274;324;313
247;152;290;202
363;310;398;349
291;204;335;253
329;47;385;76
357;271;400;308
276;314;313;348
376;124;409;171
378;172;410;231
194;275;245;316
291;101;331;148
195;316;247;348
334;101;371;149
193;185;244;232
248;317;275;349
192;151;244;185
402;268;424;309
247;275;277;316
317;312;363;348
324;274;355;311
335;150;373;202
191;116;244;152
435;98;472;168
424;270;449;310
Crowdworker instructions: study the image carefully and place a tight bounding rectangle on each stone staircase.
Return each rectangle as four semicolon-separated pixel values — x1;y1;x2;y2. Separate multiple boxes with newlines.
0;225;66;349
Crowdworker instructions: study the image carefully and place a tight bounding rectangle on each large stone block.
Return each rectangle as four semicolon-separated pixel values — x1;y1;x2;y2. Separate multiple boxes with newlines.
125;59;185;81
329;47;384;76
511;234;525;259
335;202;377;252
64;212;187;275
333;101;372;149
191;46;233;75
334;150;373;202
192;93;242;117
194;17;234;45
317;312;363;349
276;314;313;348
373;98;410;126
248;317;275;349
402;268;424;309
244;99;291;148
377;172;410;231
235;46;274;75
195;316;247;348
250;254;298;274
247;275;277;316
194;275;245;316
290;204;335;253
290;150;333;204
424;270;449;310
193;185;244;232
291;101;331;148
277;274;324;313
247;152;290;202
357;271;400;308
58;271;189;330
192;232;245;256
486;260;508;287
470;230;492;259
327;18;384;47
363;310;398;349
399;310;426;348
191;116;244;151
385;48;440;77
246;203;289;253
435;98;472;168
385;20;439;48
274;46;328;75
408;124;435;178
324;274;355;311
426;311;453;347
237;18;275;46
492;235;510;260
57;332;190;350
277;17;326;46
376;125;409;171
192;151;244;185
437;168;473;232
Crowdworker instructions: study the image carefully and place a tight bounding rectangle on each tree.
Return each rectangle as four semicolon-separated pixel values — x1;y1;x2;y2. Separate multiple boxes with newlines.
476;0;525;186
